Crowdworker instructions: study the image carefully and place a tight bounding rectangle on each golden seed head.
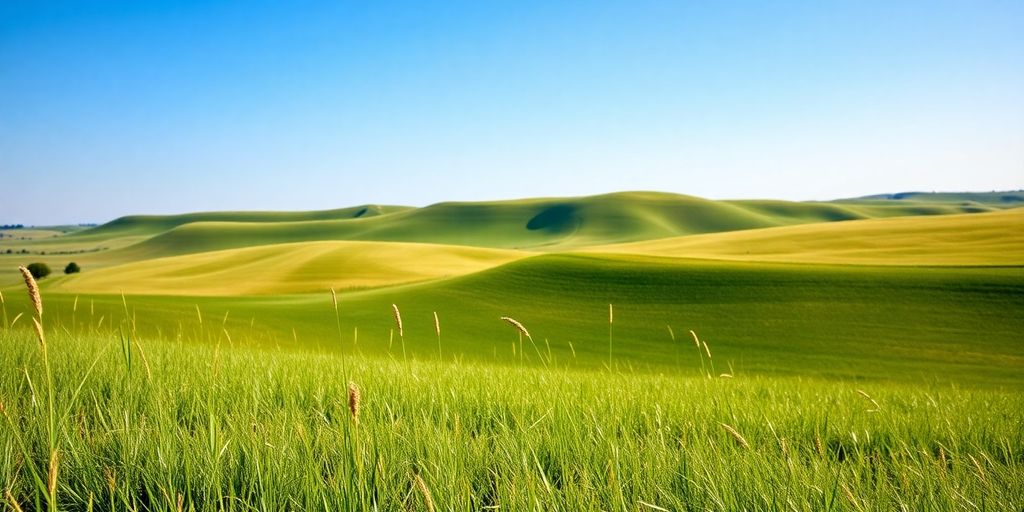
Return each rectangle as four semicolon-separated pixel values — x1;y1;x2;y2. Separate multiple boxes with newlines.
347;382;361;423
720;423;749;449
5;488;24;512
32;317;45;348
500;316;531;339
391;304;403;337
840;483;863;512
608;304;613;324
413;473;436;512
104;467;116;492
47;449;59;497
18;266;42;318
331;288;338;310
689;330;700;347
433;311;440;338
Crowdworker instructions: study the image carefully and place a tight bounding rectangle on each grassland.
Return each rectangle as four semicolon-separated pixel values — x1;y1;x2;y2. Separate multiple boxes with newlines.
1;191;1022;509
48;241;526;296
2;327;1022;511
0;191;1010;284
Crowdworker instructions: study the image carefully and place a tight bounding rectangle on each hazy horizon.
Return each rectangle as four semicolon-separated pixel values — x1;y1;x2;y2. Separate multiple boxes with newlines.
4;188;1024;227
3;1;1022;225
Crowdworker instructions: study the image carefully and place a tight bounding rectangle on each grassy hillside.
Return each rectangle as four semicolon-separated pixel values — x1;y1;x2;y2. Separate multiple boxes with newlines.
3;191;1016;286
20;254;1024;387
70;204;411;239
100;192;1008;260
586;207;1024;265
50;240;527;296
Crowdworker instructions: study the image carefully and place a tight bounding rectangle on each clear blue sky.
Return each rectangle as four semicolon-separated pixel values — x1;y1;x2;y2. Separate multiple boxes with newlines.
2;1;1022;225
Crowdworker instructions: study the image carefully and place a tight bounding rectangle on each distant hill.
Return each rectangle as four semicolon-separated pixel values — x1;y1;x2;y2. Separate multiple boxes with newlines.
3;190;1020;287
843;190;1024;206
75;204;411;239
585;207;1024;266
81;191;1013;259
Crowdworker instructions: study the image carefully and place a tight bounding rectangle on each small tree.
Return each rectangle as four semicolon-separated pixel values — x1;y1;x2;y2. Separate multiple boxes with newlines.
65;262;81;274
26;262;51;279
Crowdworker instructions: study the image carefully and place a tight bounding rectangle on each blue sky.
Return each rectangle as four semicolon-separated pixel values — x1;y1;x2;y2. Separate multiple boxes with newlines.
2;1;1022;225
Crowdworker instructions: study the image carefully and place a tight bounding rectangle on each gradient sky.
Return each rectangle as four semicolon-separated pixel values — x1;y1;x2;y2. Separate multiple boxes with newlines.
2;1;1022;225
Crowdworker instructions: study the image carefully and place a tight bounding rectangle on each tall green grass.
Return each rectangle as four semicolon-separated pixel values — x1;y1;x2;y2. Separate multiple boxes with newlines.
2;326;1022;510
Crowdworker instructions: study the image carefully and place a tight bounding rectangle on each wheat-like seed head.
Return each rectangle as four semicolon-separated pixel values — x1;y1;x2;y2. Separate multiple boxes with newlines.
5;488;24;512
18;266;42;318
47;449;59;498
0;290;4;305
500;316;531;339
608;304;613;324
433;311;440;338
331;288;338;310
104;467;116;492
720;423;749;449
413;473;436;512
840;483;863;512
391;304;403;337
32;318;45;348
666;325;675;341
347;382;360;424
815;435;825;456
968;454;987;483
856;389;881;411
702;340;712;359
689;330;700;347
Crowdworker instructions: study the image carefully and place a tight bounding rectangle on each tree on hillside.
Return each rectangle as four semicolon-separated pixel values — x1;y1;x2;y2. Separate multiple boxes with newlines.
26;262;51;279
65;262;81;274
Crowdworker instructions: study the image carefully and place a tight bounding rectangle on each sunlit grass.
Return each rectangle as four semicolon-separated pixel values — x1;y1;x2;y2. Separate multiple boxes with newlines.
2;326;1022;510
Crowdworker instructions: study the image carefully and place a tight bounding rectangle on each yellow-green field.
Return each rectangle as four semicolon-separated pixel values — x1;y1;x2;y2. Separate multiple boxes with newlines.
586;207;1024;266
48;240;526;296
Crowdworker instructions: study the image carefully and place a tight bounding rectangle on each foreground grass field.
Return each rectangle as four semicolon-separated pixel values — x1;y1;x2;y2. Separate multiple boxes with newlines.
2;327;1022;511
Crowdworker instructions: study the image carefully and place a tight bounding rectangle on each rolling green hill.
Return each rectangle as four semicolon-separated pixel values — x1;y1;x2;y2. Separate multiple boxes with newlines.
3;189;1018;286
63;204;410;240
25;253;1024;387
1;189;1020;388
50;240;527;296
95;191;1009;260
586;207;1024;266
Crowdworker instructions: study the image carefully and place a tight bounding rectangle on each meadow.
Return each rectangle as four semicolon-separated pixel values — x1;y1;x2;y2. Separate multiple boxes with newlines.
1;191;1023;510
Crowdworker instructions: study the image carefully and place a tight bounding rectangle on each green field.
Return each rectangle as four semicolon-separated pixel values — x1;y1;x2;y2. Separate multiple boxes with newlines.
1;191;1022;509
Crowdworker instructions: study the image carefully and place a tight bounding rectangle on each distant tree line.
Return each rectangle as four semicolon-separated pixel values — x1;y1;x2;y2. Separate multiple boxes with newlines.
0;224;24;229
